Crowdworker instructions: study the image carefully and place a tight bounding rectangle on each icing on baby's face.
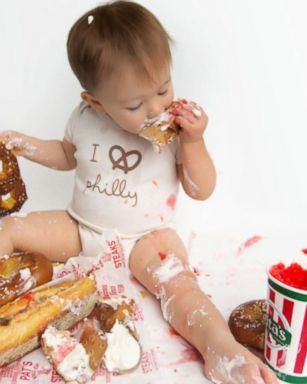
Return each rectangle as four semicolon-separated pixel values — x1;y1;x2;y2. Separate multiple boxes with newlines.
87;62;174;135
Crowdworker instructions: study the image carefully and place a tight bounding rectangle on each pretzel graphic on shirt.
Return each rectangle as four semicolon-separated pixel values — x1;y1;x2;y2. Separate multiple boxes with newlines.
109;145;142;174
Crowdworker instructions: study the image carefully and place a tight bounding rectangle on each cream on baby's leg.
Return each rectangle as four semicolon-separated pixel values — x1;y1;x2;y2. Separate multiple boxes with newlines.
129;228;277;384
0;210;81;262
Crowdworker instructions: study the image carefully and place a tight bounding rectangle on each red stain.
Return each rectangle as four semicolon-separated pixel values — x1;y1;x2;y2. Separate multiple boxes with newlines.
166;194;176;210
159;252;167;261
302;249;307;255
237;235;263;255
22;291;34;305
130;276;139;284
169;347;200;366
180;347;199;363
168;326;180;337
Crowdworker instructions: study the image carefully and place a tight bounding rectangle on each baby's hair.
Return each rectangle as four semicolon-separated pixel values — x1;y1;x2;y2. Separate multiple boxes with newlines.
67;0;173;93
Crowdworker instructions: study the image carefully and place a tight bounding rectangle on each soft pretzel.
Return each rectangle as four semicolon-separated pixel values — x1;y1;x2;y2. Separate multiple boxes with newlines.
0;142;27;216
228;299;267;350
0;252;53;307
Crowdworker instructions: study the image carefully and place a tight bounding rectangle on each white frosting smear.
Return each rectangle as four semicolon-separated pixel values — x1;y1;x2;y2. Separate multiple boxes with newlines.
104;321;141;372
159;287;175;322
57;344;93;382
5;137;37;156
216;354;253;383
153;253;185;283
183;167;200;197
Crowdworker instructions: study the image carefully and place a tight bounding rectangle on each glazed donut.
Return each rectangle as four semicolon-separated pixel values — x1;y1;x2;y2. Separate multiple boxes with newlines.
0;252;53;306
0;142;27;216
228;299;267;350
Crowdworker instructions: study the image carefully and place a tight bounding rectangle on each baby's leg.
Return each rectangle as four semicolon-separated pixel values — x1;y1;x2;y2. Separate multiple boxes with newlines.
129;228;277;384
0;211;81;262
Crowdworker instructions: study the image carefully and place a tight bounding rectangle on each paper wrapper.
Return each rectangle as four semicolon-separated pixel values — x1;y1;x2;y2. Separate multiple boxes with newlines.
0;230;205;384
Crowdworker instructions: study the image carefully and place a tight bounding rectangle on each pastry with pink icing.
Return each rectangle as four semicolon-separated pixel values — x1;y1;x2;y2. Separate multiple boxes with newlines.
41;326;95;383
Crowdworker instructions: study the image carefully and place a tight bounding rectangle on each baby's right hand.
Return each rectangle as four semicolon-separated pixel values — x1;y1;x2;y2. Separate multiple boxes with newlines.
0;130;36;157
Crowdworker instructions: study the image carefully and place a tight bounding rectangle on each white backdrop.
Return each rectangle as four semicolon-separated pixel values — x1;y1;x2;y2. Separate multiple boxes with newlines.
0;0;307;238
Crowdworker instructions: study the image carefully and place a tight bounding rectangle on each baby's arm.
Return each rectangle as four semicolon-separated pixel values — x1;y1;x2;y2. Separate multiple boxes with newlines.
175;105;216;200
0;130;76;170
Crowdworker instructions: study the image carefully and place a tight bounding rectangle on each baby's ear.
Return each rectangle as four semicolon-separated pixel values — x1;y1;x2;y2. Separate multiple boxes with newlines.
81;91;105;112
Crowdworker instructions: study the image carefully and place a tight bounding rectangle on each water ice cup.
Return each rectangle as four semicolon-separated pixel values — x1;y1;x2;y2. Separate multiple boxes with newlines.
264;264;307;383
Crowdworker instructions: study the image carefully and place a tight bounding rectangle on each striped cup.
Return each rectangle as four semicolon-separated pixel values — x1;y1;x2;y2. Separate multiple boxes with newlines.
264;269;307;383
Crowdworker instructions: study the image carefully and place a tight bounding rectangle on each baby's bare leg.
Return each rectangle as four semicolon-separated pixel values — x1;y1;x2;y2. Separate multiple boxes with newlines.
129;228;277;384
0;211;81;262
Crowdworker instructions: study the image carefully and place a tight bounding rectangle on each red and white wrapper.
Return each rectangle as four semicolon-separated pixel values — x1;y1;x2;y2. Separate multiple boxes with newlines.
265;270;307;383
0;230;204;384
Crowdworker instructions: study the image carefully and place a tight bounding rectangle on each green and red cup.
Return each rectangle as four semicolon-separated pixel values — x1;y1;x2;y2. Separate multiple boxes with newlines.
265;262;307;383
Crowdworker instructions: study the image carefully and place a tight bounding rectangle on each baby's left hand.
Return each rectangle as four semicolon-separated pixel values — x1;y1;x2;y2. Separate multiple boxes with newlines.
172;100;208;144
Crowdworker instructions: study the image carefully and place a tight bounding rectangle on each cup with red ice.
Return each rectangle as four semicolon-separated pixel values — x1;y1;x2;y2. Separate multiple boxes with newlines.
264;262;307;383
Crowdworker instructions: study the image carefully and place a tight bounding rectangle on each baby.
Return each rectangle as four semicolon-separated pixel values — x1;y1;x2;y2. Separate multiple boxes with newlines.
0;2;277;383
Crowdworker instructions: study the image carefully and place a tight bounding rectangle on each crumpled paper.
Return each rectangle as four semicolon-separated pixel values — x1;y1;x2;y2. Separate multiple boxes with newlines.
0;230;205;384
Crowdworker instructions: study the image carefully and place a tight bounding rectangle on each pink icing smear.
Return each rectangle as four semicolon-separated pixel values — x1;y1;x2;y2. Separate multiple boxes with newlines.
237;235;263;255
166;194;176;210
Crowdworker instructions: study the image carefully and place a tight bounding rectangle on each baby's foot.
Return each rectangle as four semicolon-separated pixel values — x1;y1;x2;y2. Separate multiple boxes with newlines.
203;332;278;383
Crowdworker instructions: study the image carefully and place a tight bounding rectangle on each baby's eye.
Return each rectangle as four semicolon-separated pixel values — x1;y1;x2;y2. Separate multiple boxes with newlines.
157;89;168;96
126;102;143;111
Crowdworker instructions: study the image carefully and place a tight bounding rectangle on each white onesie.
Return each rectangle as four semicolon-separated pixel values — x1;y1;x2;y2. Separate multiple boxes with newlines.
64;102;180;243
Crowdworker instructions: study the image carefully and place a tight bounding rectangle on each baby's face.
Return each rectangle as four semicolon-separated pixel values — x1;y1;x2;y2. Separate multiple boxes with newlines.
94;63;174;134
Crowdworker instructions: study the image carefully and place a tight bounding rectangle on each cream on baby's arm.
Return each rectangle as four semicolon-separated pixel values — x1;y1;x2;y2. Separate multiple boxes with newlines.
174;103;216;201
0;130;76;170
177;138;216;200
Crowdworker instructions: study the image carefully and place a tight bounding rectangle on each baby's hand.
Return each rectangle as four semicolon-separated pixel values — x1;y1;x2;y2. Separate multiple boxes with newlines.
172;100;208;144
203;332;278;383
0;130;35;157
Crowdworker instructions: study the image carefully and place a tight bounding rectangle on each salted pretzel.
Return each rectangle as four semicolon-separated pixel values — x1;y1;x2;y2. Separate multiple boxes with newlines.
0;252;53;307
0;142;27;216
